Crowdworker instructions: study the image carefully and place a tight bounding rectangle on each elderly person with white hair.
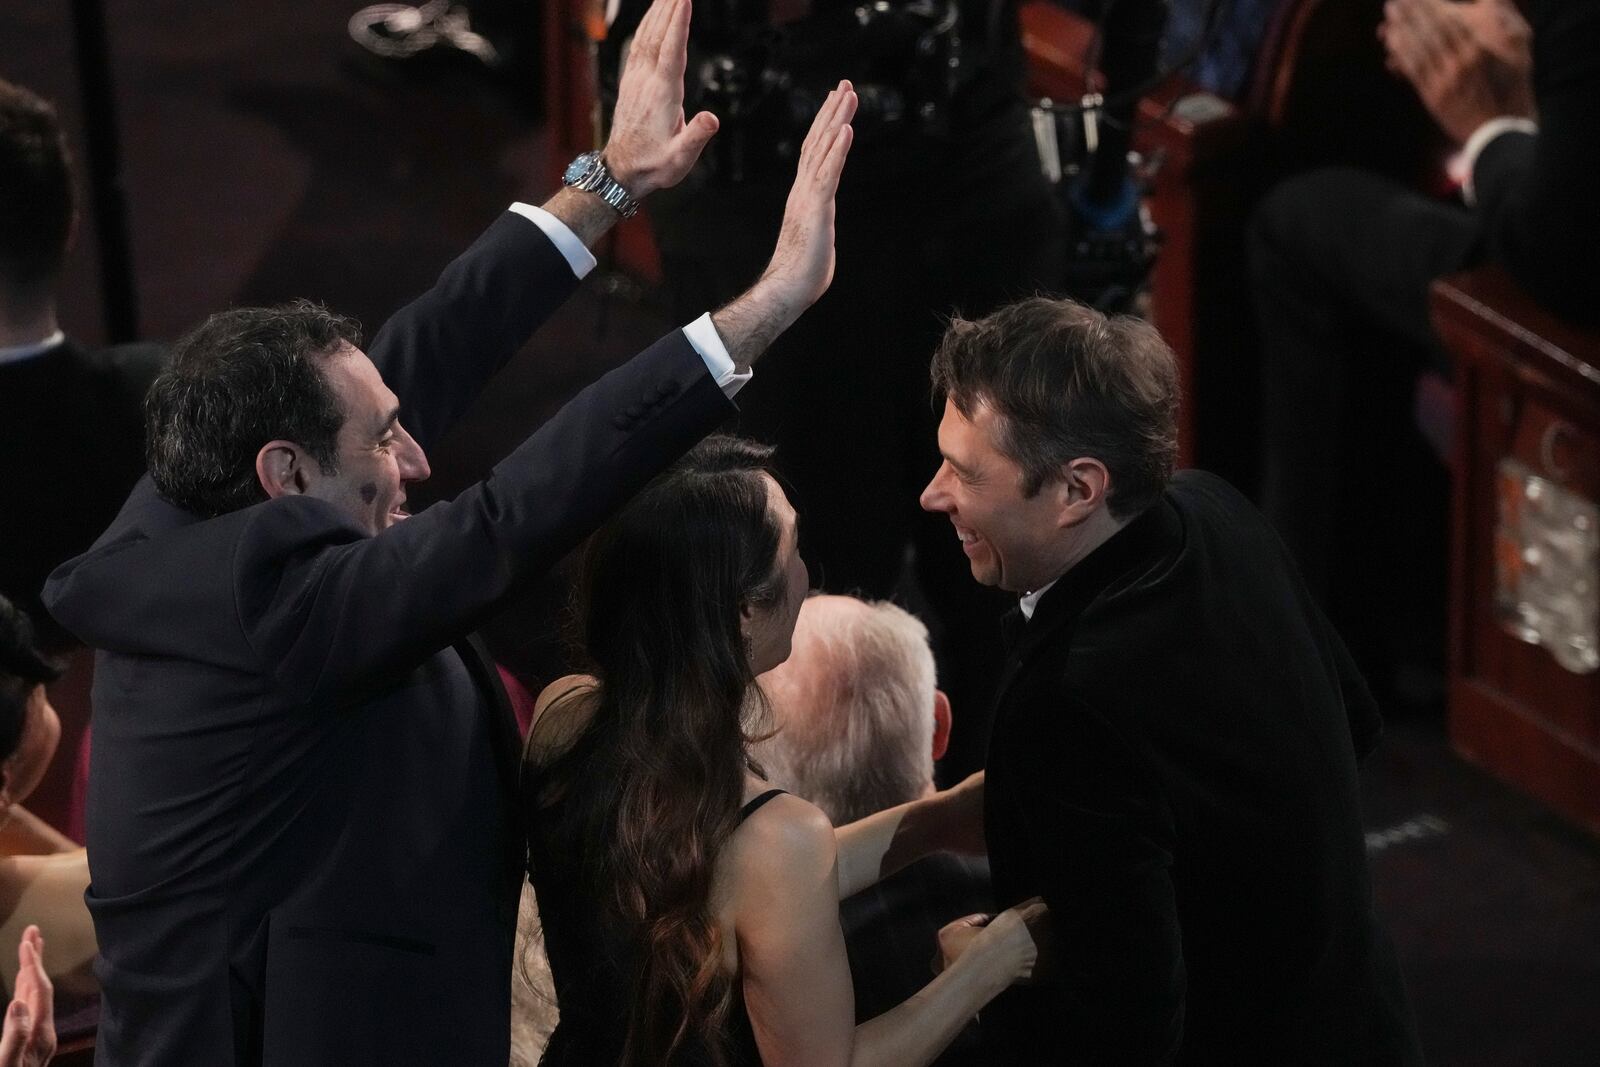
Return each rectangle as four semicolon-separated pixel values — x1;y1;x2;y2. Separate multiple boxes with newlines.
754;595;994;1067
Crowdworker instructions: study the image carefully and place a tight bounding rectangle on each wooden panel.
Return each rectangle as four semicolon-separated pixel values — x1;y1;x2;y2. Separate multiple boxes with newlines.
1434;267;1600;835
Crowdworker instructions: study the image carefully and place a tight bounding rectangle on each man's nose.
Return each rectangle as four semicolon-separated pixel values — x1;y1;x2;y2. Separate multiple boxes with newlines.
919;464;951;512
397;425;431;482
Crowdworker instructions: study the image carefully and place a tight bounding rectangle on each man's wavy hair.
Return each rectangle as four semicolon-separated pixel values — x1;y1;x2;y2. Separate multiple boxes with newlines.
930;296;1180;519
0;78;74;288
145;301;361;517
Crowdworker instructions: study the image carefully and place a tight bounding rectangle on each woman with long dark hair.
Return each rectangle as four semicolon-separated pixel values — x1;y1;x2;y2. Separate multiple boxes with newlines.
523;436;1041;1066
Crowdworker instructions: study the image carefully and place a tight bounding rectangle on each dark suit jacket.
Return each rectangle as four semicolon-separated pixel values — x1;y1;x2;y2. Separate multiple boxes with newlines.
981;470;1422;1065
43;212;734;1066
841;853;992;1067
0;337;165;650
1471;0;1600;327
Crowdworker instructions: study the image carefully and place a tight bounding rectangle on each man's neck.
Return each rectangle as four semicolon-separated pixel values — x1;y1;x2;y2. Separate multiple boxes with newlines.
1027;506;1129;596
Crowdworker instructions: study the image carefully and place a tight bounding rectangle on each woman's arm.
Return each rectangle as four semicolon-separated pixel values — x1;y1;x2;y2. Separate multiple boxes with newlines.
0;809;76;858
731;791;1034;1067
834;772;984;900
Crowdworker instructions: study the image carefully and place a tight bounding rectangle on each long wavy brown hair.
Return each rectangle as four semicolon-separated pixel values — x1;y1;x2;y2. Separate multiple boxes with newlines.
526;436;789;1066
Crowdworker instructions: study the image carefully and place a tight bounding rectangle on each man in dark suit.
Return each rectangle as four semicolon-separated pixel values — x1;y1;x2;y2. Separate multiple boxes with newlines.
42;0;859;1060
921;298;1423;1063
1253;0;1599;602
755;594;992;1066
0;77;165;653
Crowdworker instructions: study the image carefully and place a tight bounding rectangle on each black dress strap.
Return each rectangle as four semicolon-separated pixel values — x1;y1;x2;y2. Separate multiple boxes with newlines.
739;788;787;821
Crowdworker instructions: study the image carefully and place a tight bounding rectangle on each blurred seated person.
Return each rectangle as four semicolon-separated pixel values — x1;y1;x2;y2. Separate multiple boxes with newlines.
0;77;165;651
0;926;55;1067
1251;0;1598;678
754;595;993;1067
0;598;94;1006
523;437;1043;1067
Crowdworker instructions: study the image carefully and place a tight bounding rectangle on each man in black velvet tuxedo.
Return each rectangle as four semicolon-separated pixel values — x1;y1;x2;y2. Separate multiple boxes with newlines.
42;0;859;1061
0;77;165;653
922;298;1423;1063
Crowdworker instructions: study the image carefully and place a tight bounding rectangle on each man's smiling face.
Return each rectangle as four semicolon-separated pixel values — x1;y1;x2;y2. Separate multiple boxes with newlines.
307;343;431;535
919;396;1071;594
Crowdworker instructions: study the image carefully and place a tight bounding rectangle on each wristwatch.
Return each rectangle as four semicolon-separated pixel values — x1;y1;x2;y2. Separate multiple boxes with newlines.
562;151;639;219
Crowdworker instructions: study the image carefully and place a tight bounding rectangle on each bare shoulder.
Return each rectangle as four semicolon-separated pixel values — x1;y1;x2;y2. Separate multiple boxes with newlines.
525;673;600;763
725;792;837;890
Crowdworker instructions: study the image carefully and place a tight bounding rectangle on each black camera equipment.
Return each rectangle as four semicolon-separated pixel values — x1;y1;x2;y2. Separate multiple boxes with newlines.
599;0;967;182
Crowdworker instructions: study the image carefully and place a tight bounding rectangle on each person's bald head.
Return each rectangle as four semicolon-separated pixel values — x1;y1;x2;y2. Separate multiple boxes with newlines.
755;595;951;825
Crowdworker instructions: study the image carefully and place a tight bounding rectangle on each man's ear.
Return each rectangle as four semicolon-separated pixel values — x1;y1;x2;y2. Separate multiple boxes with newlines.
1053;457;1111;528
255;440;311;500
931;688;952;762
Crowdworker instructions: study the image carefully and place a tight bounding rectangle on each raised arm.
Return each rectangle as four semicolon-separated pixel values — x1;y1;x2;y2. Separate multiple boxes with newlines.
711;81;856;371
543;0;719;246
373;0;722;449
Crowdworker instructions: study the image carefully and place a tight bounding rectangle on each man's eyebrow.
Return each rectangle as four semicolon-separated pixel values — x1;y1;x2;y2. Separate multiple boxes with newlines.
377;407;401;436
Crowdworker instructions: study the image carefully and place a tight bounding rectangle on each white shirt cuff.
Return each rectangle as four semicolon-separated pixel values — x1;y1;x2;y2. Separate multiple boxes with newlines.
509;202;598;280
682;312;751;398
1455;117;1538;206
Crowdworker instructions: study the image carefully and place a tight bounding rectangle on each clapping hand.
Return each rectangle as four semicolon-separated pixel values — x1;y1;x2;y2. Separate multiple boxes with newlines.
0;927;55;1067
604;0;721;198
1379;0;1534;144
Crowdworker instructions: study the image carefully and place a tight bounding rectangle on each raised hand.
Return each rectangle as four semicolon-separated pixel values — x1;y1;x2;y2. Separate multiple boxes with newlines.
759;80;858;313
1379;0;1534;144
0;927;55;1067
709;82;857;369
604;0;720;198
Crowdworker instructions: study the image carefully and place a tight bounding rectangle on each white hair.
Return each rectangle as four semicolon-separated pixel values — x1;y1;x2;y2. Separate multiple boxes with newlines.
754;596;937;825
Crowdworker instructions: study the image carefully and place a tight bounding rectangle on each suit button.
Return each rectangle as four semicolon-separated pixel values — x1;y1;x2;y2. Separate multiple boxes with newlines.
625;404;645;419
612;414;631;429
655;381;678;399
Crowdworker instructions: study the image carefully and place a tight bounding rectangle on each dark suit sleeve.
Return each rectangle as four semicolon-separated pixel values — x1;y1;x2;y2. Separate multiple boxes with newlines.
231;329;734;702
367;211;585;452
1013;689;1186;1064
1469;1;1600;325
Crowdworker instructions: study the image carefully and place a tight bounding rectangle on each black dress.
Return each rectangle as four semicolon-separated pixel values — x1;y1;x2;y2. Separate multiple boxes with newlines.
530;788;786;1066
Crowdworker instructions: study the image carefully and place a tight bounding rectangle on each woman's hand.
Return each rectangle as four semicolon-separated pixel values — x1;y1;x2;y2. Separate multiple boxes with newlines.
935;897;1050;985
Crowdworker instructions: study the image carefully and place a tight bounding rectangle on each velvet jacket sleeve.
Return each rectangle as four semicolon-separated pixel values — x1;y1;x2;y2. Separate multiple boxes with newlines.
1013;686;1186;1063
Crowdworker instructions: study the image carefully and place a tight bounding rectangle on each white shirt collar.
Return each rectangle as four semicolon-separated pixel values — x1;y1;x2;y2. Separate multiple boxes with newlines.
0;330;66;367
1018;577;1061;621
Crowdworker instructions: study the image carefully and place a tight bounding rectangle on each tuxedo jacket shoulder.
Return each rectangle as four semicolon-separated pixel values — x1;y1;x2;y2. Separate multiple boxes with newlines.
44;212;734;1066
982;470;1419;1066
